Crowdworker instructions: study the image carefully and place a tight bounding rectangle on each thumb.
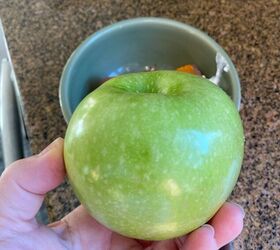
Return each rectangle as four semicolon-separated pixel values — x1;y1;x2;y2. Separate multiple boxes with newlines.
0;138;65;224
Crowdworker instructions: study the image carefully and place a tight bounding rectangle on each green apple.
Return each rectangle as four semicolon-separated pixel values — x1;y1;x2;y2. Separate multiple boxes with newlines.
64;71;244;240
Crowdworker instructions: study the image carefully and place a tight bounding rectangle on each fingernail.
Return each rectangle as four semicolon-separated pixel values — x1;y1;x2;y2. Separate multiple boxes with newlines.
39;138;63;156
201;224;215;237
230;202;245;218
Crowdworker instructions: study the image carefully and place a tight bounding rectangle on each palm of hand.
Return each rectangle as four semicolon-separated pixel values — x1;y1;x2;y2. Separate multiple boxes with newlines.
0;139;244;250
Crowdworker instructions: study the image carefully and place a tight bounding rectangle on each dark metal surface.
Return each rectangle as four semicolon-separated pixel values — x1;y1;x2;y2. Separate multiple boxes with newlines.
0;19;24;167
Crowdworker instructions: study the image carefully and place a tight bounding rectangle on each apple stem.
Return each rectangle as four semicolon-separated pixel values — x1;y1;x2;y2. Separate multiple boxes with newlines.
209;53;230;85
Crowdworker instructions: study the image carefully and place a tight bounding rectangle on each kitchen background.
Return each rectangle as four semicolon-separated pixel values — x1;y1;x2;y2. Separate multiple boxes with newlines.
0;0;279;249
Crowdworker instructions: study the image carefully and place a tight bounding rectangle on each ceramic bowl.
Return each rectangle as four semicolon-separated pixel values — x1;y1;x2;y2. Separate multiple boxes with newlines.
59;17;240;123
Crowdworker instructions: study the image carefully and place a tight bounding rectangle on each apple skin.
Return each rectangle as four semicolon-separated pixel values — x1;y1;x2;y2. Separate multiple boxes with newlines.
64;71;244;240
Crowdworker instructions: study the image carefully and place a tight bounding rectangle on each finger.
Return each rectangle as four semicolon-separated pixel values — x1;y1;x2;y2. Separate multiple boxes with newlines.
110;233;144;250
50;206;112;250
210;202;244;248
0;138;65;224
147;239;178;250
137;239;153;248
51;205;144;250
182;224;217;250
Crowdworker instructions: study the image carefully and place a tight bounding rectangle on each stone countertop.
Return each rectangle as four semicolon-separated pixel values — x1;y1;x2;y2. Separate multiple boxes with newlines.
0;0;279;249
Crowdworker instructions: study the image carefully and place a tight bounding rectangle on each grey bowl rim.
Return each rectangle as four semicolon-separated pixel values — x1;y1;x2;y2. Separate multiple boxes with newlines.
59;17;241;123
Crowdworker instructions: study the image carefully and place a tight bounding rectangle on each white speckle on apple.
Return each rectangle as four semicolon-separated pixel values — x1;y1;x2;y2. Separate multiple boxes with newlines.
138;189;144;195
74;119;84;137
94;199;101;205
150;222;178;236
133;128;141;138
91;170;99;181
144;174;151;181
83;166;90;175
119;156;125;165
84;98;96;109
120;143;125;151
154;152;162;162
162;169;168;174
223;159;239;191
112;192;126;209
101;148;108;156
153;147;162;162
164;179;182;197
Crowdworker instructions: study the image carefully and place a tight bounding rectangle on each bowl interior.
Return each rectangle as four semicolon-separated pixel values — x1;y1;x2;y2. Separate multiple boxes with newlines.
60;18;240;122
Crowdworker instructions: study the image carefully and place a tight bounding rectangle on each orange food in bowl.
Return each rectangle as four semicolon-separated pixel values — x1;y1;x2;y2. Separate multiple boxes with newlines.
176;64;202;76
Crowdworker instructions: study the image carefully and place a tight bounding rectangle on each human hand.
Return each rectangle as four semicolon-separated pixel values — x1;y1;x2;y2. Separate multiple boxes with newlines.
0;138;244;250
